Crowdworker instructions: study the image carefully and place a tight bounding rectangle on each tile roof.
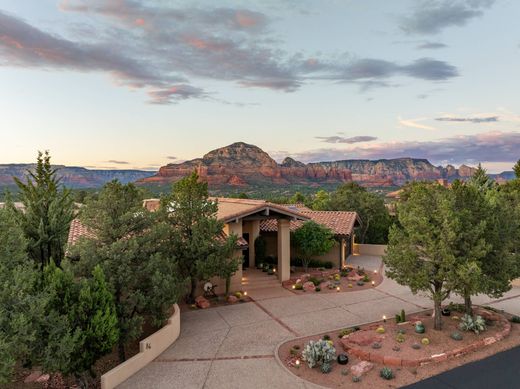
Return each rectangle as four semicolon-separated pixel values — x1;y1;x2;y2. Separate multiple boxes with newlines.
67;218;249;249
67;218;95;246
260;209;359;237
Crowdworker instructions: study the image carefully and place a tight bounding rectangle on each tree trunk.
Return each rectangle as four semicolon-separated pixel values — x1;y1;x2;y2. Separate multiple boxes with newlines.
118;341;126;363
225;276;231;296
464;295;473;316
187;276;197;304
433;296;443;330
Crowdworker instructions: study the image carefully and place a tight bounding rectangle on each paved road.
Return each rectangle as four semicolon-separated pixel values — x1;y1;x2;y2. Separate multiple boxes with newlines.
118;255;520;388
403;346;520;389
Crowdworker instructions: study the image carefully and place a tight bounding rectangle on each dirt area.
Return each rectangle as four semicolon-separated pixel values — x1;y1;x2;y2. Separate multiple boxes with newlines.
278;308;520;388
283;266;384;294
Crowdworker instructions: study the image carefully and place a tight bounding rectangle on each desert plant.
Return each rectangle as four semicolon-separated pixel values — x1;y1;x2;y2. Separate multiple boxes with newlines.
459;314;486;334
315;287;321;292
302;339;336;369
341;368;349;376
375;326;385;334
371;342;381;349
356;281;365;286
421;338;430;345
352;376;361;383
395;309;406;323
380;367;394;380
451;331;463;341
510;315;520;323
321;362;332;374
396;333;405;343
338;328;354;338
323;334;331;341
294;283;303;290
411;343;421;350
309;277;323;286
362;275;370;282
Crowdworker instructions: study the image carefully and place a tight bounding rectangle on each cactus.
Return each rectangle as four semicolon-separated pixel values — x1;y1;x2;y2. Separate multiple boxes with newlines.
375;326;385;334
451;331;463;341
396;333;405;343
421;337;430;346
321;362;332;374
380;367;394;380
301;339;336;369
371;342;382;349
352;376;361;383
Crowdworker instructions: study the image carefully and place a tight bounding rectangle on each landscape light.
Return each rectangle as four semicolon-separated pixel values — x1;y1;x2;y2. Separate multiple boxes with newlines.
292;285;296;289
383;315;387;323
371;281;375;286
373;270;378;274
295;359;300;368
273;268;277;273
336;286;341;292
243;291;248;296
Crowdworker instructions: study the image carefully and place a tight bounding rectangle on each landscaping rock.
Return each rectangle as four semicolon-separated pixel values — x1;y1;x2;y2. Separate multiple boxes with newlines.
36;374;50;383
227;295;238;304
24;371;43;383
195;296;210;309
337;354;349;365
347;273;364;282
301;274;311;283
350;361;374;377
303;281;316;292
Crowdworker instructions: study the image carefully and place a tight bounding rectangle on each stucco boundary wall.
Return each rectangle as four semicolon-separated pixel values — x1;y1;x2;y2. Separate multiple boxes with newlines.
353;244;387;256
101;304;181;389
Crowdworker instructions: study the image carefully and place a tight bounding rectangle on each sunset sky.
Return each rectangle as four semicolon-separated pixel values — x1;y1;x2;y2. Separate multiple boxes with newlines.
0;0;519;172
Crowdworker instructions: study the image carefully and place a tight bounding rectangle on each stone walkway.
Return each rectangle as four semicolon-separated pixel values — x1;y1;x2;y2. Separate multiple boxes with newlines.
118;256;520;389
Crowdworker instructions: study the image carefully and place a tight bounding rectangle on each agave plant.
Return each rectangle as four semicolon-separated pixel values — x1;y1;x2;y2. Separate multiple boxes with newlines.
459;314;487;334
302;339;336;369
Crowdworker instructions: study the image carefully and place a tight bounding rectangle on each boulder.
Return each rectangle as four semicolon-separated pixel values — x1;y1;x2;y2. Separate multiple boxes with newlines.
227;295;238;304
36;374;50;383
24;371;43;383
303;281;316;292
300;274;311;283
195;296;210;309
350;361;374;377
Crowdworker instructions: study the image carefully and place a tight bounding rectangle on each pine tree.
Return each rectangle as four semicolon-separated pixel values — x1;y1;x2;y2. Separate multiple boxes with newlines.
72;180;185;362
157;172;238;303
14;151;74;269
513;159;520;179
468;163;494;192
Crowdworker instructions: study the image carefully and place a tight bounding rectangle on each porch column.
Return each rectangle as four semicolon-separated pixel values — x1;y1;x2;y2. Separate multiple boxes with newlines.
249;220;260;268
340;238;346;268
277;219;291;282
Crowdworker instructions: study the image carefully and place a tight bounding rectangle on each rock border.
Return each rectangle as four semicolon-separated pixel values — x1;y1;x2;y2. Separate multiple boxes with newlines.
341;308;511;368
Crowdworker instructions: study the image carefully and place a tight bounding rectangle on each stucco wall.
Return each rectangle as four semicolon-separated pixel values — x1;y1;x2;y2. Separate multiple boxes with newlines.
353;243;387;256
100;304;181;389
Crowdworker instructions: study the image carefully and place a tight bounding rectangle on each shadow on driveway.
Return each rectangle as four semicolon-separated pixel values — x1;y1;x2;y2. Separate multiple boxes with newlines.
403;345;520;389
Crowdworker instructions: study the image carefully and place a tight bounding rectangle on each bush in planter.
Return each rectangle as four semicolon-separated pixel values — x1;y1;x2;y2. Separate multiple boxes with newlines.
511;315;520;323
362;275;370;282
315;286;321;292
301;339;336;369
309;276;323;286
459;314;486;334
294;283;303;290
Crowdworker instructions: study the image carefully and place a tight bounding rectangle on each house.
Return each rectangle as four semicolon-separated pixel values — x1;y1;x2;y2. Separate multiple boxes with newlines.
68;197;360;294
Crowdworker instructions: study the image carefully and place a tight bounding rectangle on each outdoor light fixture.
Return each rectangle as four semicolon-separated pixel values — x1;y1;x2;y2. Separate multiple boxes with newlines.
273;268;277;273
371;281;375;286
383;315;387;323
292;285;296;289
336;286;341;292
295;359;300;368
373;270;378;274
244;291;248;296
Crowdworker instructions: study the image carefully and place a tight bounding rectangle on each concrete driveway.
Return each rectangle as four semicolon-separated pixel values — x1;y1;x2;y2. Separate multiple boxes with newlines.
118;256;520;388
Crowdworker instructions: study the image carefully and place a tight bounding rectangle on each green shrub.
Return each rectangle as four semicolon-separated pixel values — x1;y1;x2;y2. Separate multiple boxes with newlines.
294;283;303;290
362;275;370;282
380;367;394;380
510;315;520;323
396;309;406;323
309;277;323;286
315;287;321;292
323;334;331;341
338;328;354;338
352;376;361;383
451;331;463;341
320;362;332;374
459;314;486;334
396;333;405;343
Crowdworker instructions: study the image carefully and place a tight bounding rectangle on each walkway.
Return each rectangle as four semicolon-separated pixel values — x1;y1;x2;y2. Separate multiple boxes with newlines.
118;255;520;388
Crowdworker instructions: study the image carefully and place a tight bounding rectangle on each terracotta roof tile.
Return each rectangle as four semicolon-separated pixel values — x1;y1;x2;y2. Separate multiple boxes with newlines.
67;218;95;246
260;209;360;237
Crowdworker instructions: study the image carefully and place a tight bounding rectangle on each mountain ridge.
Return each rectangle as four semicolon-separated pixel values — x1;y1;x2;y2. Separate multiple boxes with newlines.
139;142;505;187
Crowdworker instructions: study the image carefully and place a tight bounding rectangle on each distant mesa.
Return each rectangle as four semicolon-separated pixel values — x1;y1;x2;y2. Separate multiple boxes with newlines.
137;142;483;188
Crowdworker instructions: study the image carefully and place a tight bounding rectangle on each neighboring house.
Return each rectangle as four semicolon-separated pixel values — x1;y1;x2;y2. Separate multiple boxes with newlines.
67;198;360;292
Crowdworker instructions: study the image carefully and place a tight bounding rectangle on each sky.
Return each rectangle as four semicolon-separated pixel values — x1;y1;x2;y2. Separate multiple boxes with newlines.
0;0;519;172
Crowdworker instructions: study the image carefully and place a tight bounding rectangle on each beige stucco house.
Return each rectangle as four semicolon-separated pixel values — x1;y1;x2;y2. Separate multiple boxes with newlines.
68;197;360;294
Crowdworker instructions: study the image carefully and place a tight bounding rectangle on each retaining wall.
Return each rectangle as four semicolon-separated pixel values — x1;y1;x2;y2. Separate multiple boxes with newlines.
353;244;387;256
100;304;180;389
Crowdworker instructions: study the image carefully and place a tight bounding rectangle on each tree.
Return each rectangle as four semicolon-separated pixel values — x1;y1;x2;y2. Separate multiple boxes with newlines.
41;264;118;388
384;183;458;330
311;190;330;211
72;180;185;362
0;199;46;383
289;191;307;204
328;182;391;244
292;221;335;272
14;151;74;269
157;172;238;303
450;181;492;314
513;159;520;179
468;163;495;192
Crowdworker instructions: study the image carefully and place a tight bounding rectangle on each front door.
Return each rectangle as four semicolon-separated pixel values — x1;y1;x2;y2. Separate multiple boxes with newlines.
242;233;250;269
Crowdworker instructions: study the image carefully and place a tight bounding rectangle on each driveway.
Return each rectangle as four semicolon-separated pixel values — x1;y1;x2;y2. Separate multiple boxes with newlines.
118;255;520;388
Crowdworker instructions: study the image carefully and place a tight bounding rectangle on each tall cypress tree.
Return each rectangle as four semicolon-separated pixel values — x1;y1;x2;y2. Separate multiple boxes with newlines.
14;151;74;269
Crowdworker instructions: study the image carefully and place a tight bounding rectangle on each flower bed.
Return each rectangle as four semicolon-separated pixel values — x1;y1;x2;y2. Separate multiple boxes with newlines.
278;307;518;388
283;266;383;294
